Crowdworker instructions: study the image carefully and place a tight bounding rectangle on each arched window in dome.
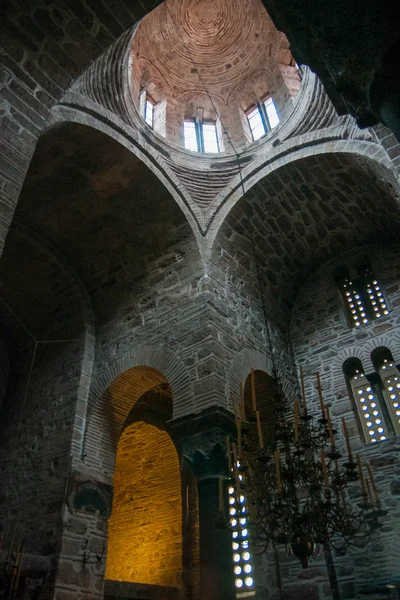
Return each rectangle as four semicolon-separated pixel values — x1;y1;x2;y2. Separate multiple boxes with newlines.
183;107;222;153
144;94;155;128
139;87;167;137
334;259;390;328
246;95;280;142
343;358;390;444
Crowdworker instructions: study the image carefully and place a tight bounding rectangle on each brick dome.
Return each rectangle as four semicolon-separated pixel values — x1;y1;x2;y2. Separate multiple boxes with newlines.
131;0;301;152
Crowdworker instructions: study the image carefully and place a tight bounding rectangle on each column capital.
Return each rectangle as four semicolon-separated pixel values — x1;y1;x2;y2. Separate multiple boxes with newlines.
169;406;236;467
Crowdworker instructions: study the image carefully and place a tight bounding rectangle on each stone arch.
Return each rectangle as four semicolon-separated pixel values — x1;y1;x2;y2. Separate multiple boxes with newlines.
11;222;95;334
228;348;297;418
6;222;96;459
228;348;274;412
84;344;193;472
48;106;204;247
334;331;400;377
204;138;400;252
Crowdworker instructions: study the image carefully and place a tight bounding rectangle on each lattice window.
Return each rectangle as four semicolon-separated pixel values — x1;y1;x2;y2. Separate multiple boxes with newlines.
341;274;369;327
344;358;389;444
372;348;400;436
229;461;255;596
335;261;390;328
365;278;389;319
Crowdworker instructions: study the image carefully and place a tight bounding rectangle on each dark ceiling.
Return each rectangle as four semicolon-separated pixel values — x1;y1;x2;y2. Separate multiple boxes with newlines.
9;123;197;326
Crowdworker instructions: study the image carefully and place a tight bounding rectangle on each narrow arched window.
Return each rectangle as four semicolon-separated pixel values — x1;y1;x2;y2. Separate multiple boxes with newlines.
371;347;400;436
334;260;390;328
356;259;390;319
183;107;222;153
245;95;280;142
335;267;369;327
343;358;389;443
144;95;155;127
139;88;167;136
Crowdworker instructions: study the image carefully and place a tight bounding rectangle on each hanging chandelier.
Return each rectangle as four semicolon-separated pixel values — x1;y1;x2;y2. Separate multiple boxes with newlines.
220;368;387;570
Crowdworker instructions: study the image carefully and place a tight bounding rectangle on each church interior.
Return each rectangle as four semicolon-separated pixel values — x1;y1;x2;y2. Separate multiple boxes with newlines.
0;0;400;599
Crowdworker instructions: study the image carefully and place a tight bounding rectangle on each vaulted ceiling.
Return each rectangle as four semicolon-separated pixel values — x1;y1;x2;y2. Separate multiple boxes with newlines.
10;123;199;326
213;152;400;320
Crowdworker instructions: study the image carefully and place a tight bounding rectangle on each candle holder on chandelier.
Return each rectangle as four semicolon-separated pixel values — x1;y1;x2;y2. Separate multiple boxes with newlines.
218;367;387;570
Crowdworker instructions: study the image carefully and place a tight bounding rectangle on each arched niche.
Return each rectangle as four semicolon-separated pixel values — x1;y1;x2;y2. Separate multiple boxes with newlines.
105;380;184;595
371;346;395;371
106;421;183;589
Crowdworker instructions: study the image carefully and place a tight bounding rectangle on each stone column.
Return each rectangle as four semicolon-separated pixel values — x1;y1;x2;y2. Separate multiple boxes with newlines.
170;406;237;600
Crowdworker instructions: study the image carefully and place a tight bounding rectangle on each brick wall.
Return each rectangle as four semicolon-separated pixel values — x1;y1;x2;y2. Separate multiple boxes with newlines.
130;0;301;152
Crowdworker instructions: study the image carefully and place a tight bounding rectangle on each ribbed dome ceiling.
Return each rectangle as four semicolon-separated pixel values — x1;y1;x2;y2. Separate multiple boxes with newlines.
132;0;287;105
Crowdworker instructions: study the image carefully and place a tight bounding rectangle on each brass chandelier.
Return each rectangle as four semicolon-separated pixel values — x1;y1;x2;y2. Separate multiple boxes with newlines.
222;368;387;569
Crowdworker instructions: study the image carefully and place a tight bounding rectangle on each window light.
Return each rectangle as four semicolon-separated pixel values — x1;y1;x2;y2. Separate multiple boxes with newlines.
184;121;199;152
338;263;389;328
184;119;220;153
352;372;388;442
247;106;265;141
247;97;280;142
202;122;220;153
228;466;255;592
378;358;400;436
144;98;155;128
342;279;368;327
366;279;389;318
264;97;280;129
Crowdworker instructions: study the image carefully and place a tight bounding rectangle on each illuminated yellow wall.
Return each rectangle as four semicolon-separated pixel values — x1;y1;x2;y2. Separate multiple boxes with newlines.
106;421;183;588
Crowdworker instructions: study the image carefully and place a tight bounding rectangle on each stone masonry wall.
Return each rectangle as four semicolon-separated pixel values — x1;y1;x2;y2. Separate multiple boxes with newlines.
0;227;93;599
291;242;400;599
0;0;162;257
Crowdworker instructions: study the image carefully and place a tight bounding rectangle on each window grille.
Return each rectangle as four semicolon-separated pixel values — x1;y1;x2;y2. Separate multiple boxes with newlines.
335;261;390;328
351;370;388;443
343;354;400;444
229;462;255;596
372;348;400;436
